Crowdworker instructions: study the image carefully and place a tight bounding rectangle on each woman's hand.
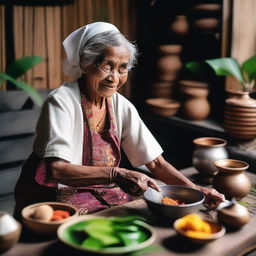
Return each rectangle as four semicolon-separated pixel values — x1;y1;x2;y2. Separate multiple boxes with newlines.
110;167;161;196
197;186;225;209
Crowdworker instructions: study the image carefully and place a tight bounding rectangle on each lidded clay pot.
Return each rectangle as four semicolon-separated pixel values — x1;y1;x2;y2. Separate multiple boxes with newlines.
224;91;256;140
192;137;228;179
0;212;21;253
213;159;251;200
217;200;250;228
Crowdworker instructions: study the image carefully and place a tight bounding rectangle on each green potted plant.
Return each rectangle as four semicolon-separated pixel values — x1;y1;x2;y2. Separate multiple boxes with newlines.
186;56;256;140
0;56;44;108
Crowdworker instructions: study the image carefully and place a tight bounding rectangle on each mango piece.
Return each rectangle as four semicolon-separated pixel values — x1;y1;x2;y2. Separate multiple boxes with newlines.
177;214;212;233
185;230;212;239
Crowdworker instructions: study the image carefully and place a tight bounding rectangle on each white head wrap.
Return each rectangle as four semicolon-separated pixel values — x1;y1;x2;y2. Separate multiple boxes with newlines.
63;22;119;80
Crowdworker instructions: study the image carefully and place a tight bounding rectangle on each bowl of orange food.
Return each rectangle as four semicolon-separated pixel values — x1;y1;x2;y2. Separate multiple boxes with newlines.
143;185;205;220
21;202;79;235
174;213;225;243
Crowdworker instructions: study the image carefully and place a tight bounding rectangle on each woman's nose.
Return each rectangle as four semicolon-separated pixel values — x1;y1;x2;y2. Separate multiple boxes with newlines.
106;71;119;82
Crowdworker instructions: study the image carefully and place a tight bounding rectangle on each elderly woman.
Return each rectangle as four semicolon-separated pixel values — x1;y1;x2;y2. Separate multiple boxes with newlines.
14;22;224;216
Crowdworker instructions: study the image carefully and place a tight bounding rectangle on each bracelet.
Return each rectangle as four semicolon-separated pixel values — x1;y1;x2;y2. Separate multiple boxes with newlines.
109;167;118;182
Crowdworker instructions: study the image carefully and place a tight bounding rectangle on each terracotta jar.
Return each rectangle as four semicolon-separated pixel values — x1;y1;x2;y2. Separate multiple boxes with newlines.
193;18;220;31
170;15;189;36
192;137;228;177
179;80;210;120
157;45;182;82
150;81;175;98
213;159;251;200
224;91;256;140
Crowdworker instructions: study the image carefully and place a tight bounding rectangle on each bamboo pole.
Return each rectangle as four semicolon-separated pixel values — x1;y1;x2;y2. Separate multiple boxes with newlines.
32;6;47;89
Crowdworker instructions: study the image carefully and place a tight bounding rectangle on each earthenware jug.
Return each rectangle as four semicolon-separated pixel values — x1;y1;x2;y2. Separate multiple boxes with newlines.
157;44;182;82
192;137;228;179
170;15;189;36
213;159;251;200
179;80;210;120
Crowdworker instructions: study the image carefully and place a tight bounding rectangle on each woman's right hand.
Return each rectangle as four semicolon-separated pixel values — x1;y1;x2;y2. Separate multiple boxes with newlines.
110;167;161;196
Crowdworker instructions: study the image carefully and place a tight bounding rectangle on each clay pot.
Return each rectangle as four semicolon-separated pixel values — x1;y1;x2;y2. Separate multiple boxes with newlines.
0;212;21;253
150;81;175;98
193;4;222;12
192;137;228;178
179;80;210;120
193;18;220;31
157;45;183;82
170;15;189;36
145;98;181;116
213;159;251;200
217;201;250;228
224;91;256;140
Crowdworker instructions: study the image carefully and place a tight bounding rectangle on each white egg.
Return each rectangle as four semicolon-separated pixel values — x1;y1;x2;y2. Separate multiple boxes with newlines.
33;205;54;221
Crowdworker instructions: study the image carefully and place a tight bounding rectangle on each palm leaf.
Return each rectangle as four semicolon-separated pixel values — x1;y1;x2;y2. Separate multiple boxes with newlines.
185;61;203;76
0;72;43;106
206;58;245;86
6;56;44;78
242;55;256;82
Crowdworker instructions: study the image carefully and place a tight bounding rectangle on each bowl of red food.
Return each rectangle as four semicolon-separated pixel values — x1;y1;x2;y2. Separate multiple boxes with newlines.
21;202;79;235
144;185;205;220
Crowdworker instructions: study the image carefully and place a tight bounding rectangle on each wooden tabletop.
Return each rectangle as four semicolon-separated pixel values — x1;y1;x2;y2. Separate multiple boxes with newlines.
2;167;256;256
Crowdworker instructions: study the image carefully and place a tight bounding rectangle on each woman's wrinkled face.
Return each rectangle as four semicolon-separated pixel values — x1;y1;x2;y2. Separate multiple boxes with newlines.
84;46;130;100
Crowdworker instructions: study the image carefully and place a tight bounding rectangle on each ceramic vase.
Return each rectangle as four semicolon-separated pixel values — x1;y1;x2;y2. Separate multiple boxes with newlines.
213;159;251;200
157;45;182;82
224;91;256;140
170;15;189;36
179;80;210;120
150;81;175;98
192;137;228;182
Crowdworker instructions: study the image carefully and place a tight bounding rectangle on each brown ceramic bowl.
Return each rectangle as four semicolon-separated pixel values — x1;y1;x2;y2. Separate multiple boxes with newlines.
174;217;225;244
226;131;256;140
193;3;222;12
145;98;181;116
193;18;220;30
224;109;256;117
21;202;79;235
158;44;183;54
224;119;256;126
225;105;256;113
224;124;256;132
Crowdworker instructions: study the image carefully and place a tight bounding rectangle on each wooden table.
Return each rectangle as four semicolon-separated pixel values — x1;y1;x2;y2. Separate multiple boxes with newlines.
2;167;256;256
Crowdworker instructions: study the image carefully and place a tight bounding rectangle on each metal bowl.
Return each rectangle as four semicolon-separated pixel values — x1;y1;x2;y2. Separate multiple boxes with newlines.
144;185;205;220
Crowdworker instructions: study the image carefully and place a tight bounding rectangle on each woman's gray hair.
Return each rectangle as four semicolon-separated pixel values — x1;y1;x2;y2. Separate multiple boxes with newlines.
80;31;138;71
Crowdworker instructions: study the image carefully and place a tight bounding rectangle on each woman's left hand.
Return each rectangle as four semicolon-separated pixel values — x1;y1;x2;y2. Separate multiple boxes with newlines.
197;186;225;209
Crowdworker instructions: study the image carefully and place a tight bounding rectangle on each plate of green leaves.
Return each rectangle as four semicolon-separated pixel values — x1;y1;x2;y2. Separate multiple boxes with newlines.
57;215;156;254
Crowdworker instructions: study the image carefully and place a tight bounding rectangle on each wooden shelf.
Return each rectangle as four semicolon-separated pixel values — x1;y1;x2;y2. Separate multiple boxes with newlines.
143;113;226;138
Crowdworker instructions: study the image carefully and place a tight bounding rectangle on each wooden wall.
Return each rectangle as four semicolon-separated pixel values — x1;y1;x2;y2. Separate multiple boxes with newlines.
224;0;256;91
0;0;136;97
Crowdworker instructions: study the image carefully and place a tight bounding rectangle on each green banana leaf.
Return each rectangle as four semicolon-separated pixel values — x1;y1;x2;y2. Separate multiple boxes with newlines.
205;58;245;86
185;61;203;76
6;56;44;79
242;55;256;82
0;72;43;106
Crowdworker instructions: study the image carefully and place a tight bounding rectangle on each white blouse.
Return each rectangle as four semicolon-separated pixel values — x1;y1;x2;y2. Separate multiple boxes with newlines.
33;82;163;167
